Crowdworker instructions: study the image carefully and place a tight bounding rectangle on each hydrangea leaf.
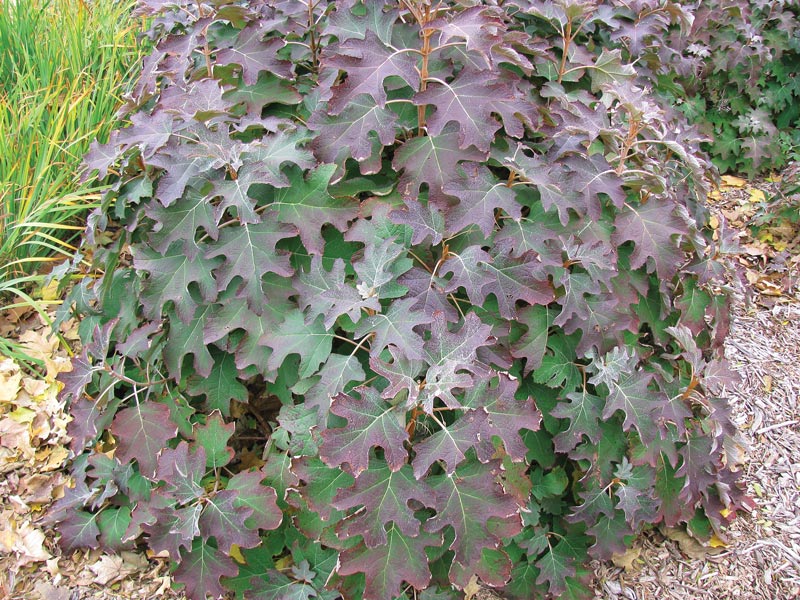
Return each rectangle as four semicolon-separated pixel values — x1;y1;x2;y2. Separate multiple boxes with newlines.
135;242;220;324
443;165;522;236
144;503;202;558
533;333;582;391
333;461;434;546
534;539;579;596
510;305;553;374
420;312;495;410
245;570;319;600
186;350;249;416
58;510;101;551
337;524;441;600
164;303;216;381
215;25;293;85
206;220;297;310
352;236;413;300
369;345;426;407
174;537;239;600
298;353;366;418
192;412;235;469
323;31;421;114
601;370;666;441
111;401;177;478
309;94;398;168
147;140;217;207
98;506;133;550
354;296;433;361
327;2;397;44
260;313;333;380
269;165;359;255
460;374;541;462
145;186;218;260
155;441;206;503
320;387;410;476
612;198;689;280
550;389;604;453
291;456;355;522
225;470;283;531
413;69;505;151
411;409;492;478
199;490;261;551
424;460;522;582
393;128;485;204
239;129;316;189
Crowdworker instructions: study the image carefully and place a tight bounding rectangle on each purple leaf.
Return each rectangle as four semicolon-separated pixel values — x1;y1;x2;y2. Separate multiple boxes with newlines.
320;387;409;476
425;460;522;583
333;461;434;546
323;31;421;114
174;537;239;600
337;524;441;600
199;490;261;551
393;127;486;204
443;164;522;236
411;409;492;478
612;198;690;280
155;441;206;503
216;25;292;85
111;401;177;477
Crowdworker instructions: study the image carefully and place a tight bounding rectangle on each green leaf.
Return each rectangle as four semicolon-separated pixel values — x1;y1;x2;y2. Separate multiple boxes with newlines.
135;241;220;324
588;48;636;91
533;333;582;390
186;350;249;416
511;305;553;373
193;411;236;469
223;544;275;599
226;470;283;531
261;313;334;380
164;303;216;381
269;165;359;255
98;507;132;549
534;539;577;595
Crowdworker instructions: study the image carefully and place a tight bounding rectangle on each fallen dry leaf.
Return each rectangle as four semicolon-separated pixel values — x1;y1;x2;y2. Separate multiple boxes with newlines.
32;580;71;600
663;527;725;560
721;175;748;188
89;553;146;585
612;545;642;571
0;358;22;404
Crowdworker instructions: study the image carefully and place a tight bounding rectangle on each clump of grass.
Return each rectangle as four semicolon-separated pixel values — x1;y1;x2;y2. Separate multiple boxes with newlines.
0;0;144;284
0;0;144;367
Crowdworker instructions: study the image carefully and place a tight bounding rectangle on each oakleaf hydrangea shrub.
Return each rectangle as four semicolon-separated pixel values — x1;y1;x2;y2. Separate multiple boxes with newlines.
664;0;800;175
52;1;749;599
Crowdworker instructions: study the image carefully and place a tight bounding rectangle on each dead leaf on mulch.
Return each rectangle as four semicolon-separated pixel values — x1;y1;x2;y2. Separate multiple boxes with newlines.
0;325;72;579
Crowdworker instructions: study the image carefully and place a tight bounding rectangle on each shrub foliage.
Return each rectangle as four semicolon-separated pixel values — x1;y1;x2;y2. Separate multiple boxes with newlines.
54;1;748;598
666;0;800;175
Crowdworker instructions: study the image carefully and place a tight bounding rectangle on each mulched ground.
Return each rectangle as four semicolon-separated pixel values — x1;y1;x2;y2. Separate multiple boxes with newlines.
1;176;798;599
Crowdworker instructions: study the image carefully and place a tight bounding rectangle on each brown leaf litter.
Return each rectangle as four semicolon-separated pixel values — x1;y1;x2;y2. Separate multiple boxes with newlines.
1;177;799;599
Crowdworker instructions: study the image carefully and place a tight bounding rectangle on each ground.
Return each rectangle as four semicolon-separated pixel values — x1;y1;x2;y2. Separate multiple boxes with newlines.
0;177;798;599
